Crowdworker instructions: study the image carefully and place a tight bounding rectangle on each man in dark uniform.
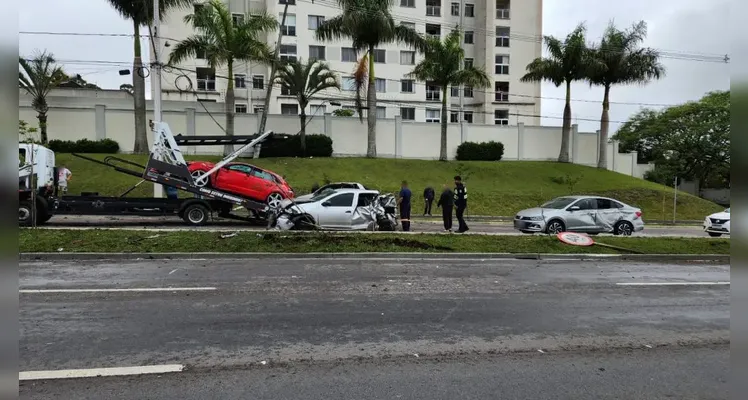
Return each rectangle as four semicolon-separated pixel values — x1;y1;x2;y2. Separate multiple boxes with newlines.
398;180;412;231
454;175;469;233
437;183;453;232
423;186;435;216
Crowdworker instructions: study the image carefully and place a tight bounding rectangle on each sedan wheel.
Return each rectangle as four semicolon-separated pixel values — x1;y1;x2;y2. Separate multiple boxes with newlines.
546;220;565;234
191;170;209;187
266;193;284;209
615;221;634;236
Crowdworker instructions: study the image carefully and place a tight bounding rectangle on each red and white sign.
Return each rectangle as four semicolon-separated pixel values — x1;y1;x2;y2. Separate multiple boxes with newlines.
557;232;595;246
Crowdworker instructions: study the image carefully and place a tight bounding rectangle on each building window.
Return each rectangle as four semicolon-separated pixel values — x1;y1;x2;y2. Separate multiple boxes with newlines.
235;103;248;113
495;54;509;74
401;79;415;93
311;104;326;115
464;31;474;44
308;15;324;30
425;109;441;123
426;82;440;101
400;50;415;65
342;47;357;62
401;0;415;7
450;86;459;97
372;49;386;63
496;27;510;47
281;104;299;115
234;73;246;89
375;78;386;93
376;107;386;119
496;0;511;19
495;81;509;102
451;2;459;16
464;111;473;123
309;45;326;60
196;67;216;91
342;76;356;91
426;0;441;17
494;109;509;125
465;3;475;17
464;86;473;98
449;110;474;124
400;21;416;30
464;58;473;69
232;13;244;25
281;84;298;96
450;112;459;123
279;0;295;5
281;13;296;36
252;75;264;90
253;106;264;114
400;107;416;120
426;24;441;39
280;44;297;62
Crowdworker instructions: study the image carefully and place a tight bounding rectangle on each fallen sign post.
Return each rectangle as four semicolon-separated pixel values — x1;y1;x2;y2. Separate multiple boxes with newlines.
556;232;642;254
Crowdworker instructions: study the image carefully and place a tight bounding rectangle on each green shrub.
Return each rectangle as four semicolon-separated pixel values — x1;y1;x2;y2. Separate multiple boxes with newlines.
259;134;333;158
455;141;504;161
48;138;120;153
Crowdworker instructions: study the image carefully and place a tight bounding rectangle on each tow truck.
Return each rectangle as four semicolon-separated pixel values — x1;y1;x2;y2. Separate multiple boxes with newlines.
19;122;287;226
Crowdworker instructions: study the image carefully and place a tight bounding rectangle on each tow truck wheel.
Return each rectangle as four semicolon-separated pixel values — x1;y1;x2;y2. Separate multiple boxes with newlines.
19;201;32;226
182;203;209;226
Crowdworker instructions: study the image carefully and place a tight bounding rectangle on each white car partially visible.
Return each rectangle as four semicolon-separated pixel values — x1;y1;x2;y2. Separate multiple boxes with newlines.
276;188;382;230
703;208;730;237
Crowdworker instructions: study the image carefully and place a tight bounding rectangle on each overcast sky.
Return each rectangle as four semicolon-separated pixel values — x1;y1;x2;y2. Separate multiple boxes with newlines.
19;0;731;131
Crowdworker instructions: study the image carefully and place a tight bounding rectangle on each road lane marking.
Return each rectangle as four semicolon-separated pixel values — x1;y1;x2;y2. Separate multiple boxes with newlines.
19;364;185;381
616;282;729;286
19;287;217;294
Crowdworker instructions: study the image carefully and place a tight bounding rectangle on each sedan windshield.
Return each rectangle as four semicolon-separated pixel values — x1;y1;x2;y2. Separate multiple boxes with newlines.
310;188;336;202
541;197;577;209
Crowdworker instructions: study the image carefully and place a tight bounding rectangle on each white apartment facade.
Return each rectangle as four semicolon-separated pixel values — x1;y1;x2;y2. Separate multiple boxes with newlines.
155;0;542;126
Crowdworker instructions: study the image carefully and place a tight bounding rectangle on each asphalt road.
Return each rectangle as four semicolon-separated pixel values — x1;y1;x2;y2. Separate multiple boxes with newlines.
41;215;711;237
19;257;729;398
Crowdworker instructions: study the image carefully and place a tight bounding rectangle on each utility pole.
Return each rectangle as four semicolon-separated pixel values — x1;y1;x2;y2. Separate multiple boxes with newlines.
458;0;465;142
152;0;164;198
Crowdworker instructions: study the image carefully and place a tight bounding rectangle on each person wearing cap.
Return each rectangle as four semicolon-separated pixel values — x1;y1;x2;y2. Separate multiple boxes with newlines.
453;175;469;233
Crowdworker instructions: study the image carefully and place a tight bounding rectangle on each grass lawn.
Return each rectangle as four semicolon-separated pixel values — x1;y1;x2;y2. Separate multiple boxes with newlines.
56;154;722;220
20;229;730;255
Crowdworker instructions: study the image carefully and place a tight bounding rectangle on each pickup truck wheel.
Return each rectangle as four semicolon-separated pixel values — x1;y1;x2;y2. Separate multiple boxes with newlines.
19;201;32;226
182;203;209;226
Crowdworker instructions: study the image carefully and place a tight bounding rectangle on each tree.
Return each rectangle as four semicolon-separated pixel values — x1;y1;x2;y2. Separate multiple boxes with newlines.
333;108;355;117
407;28;490;161
107;0;194;154
19;50;66;144
59;73;102;89
316;0;427;158
19;120;39;143
615;91;730;188
587;21;665;169
168;0;277;155
521;23;589;163
273;58;340;155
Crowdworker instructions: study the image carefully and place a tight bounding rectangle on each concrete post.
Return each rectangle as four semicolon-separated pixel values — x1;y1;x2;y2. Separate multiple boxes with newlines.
94;104;106;141
460;121;467;144
186;107;196;155
517;122;525;160
394;115;403;158
324;112;332;137
570;123;578;164
629;151;637;177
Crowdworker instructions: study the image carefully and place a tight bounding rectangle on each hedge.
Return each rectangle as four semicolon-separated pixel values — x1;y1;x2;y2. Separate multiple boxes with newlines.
259;134;333;158
455;141;504;161
48;138;120;154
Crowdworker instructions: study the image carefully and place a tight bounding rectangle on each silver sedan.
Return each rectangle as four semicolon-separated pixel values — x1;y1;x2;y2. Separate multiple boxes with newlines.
513;195;645;236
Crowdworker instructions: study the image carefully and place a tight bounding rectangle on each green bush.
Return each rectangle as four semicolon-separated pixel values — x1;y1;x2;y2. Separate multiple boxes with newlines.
455;141;504;161
48;138;120;153
259;134;333;158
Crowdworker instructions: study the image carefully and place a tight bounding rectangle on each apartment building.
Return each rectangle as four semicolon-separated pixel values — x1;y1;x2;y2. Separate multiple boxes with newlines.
155;0;542;125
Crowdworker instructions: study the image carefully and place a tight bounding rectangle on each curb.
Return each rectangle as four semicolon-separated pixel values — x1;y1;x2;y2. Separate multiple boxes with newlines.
19;252;729;262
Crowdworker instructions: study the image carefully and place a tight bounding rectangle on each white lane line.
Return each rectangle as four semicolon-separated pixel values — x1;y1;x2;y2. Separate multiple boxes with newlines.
616;282;730;286
19;287;217;294
19;364;185;381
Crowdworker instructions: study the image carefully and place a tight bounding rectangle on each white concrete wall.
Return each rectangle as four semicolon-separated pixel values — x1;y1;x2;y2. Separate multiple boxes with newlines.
19;90;653;178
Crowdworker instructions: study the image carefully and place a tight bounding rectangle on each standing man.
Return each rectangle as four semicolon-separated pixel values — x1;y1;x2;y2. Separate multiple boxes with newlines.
57;164;72;194
398;180;412;232
423;185;435;216
437;183;453;232
454;175;468;233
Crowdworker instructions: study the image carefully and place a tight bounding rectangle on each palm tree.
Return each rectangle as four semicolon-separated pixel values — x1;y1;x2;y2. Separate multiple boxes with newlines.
106;0;193;154
407;28;490;161
316;0;427;158
587;21;665;169
168;0;277;155
520;23;589;163
19;51;66;144
273;58;340;155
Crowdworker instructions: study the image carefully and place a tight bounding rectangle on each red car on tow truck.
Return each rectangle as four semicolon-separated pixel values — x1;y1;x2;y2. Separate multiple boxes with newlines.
187;161;294;209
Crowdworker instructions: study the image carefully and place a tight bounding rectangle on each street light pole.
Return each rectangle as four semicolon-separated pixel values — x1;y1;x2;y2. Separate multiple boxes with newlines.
152;0;164;198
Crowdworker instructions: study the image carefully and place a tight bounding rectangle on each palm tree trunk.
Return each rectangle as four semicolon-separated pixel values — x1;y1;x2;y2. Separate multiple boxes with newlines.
558;80;572;163
132;22;149;154
439;86;448;161
37;112;48;144
366;47;377;158
597;84;611;169
224;60;235;156
299;110;307;156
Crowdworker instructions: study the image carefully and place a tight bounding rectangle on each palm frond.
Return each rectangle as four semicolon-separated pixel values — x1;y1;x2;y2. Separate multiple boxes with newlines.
315;16;348;42
106;0;193;25
353;55;369;122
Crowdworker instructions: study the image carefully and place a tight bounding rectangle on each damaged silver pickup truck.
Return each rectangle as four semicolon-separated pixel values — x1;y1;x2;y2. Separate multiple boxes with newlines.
266;188;399;231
